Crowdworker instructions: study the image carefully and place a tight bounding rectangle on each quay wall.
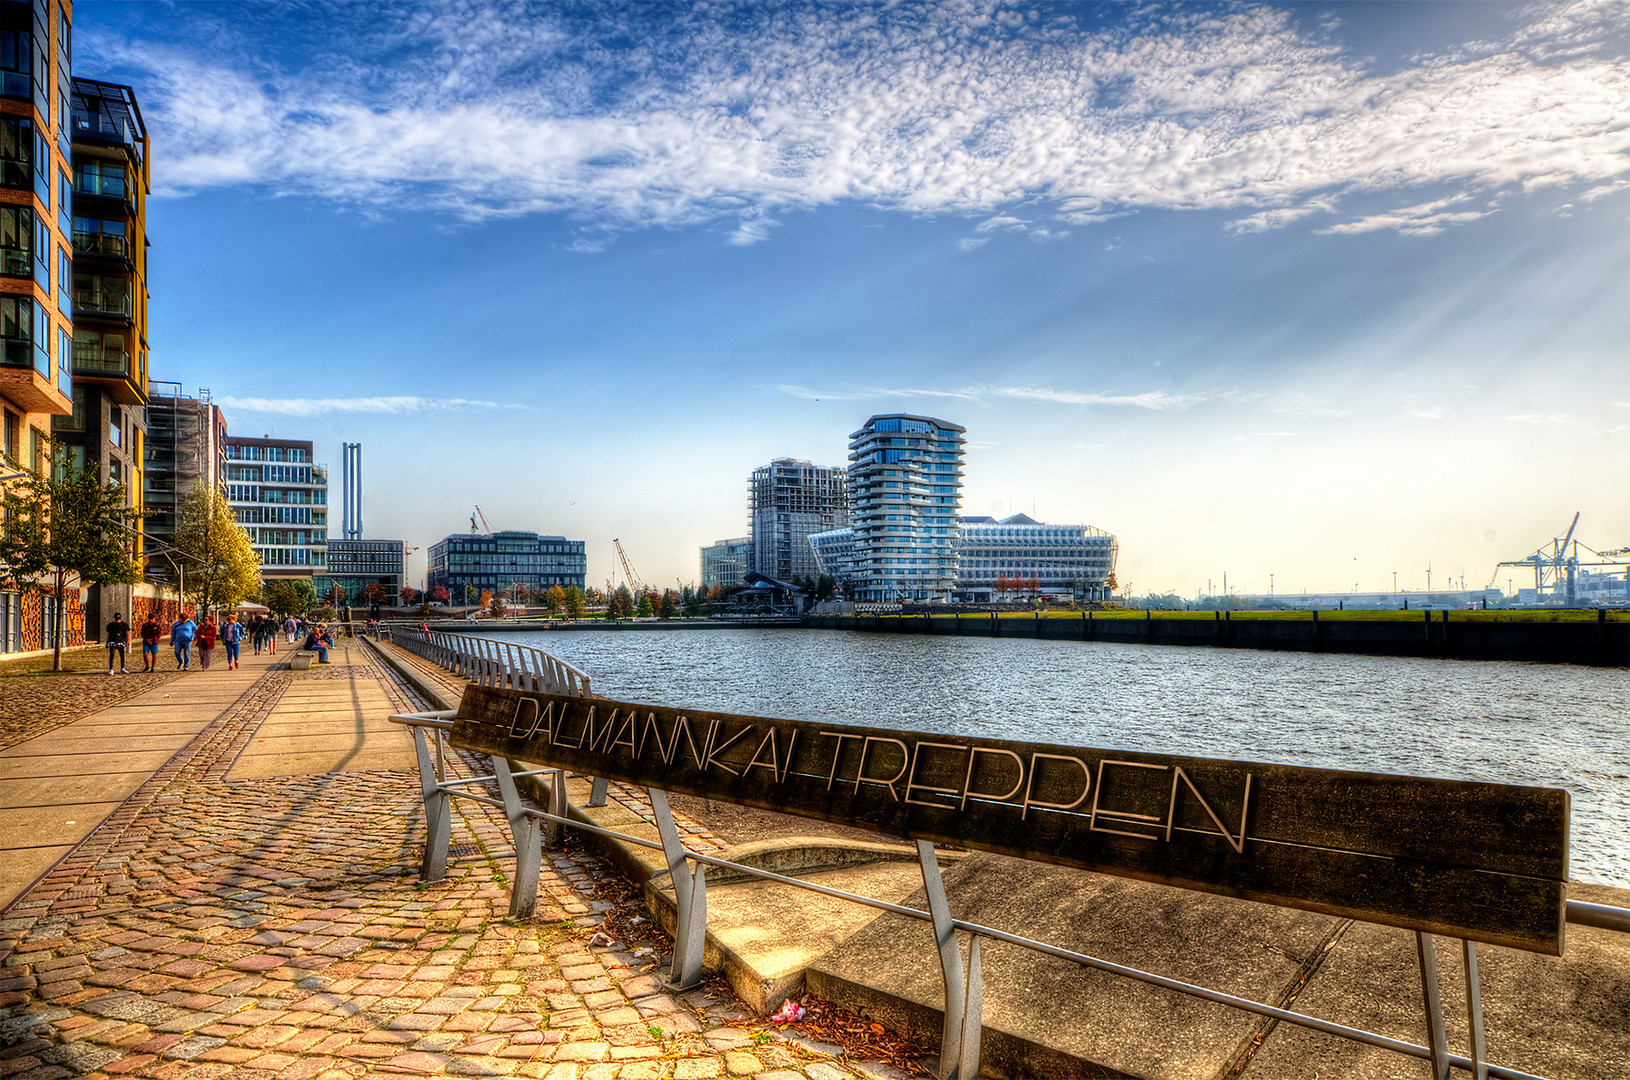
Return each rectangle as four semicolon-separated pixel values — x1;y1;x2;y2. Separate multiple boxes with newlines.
802;610;1630;667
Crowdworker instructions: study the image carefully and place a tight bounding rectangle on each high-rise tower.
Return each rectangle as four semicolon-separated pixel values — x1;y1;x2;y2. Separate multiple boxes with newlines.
747;458;847;582
341;441;362;540
846;415;965;602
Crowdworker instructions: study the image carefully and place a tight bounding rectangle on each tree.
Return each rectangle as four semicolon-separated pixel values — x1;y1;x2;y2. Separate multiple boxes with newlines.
363;582;387;614
479;589;493;609
1105;571;1119;596
815;574;836;601
431;584;450;604
164;485;260;618
488;595;507;619
994;574;1011;599
608;584;635;620
661;588;681;619
681;585;702;617
635;591;654;618
399;585;419;606
563;585;585;618
326;583;347;609
544;584;566;613
0;449;142;671
262;579;317;618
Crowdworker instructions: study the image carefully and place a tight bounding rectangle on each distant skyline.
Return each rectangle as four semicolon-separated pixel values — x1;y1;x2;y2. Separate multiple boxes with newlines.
79;1;1629;596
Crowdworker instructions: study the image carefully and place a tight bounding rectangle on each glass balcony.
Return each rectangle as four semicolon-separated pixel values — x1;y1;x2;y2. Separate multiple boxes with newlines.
73;286;131;317
72;342;128;374
72;231;128;258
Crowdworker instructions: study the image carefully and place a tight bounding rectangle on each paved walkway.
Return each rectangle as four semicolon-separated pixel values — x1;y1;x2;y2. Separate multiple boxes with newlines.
0;638;883;1080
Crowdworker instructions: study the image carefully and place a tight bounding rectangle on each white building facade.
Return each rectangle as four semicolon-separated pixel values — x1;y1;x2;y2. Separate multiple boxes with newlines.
846;414;965;602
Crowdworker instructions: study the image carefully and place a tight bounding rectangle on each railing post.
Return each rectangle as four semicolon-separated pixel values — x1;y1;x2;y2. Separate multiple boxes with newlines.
492;756;542;920
918;840;981;1080
1462;939;1488;1080
649;788;706;990
588;776;609;807
543;768;567;849
1416;932;1451;1080
411;727;450;882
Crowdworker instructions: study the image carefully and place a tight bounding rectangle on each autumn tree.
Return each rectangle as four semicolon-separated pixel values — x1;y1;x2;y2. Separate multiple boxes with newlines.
544;584;566;613
167;484;261;618
431;584;450;604
0;449;142;670
362;582;387;614
399;585;419;606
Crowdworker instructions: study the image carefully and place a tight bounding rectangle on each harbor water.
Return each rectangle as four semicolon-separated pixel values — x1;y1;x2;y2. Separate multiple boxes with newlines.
478;628;1630;887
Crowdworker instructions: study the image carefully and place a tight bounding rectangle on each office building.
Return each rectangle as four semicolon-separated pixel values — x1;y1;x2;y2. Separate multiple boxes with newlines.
316;538;405;606
0;0;75;652
225;435;328;579
954;514;1118;601
427;530;586;603
846;414;965;602
340;440;362;540
700;536;750;592
748;458;847;582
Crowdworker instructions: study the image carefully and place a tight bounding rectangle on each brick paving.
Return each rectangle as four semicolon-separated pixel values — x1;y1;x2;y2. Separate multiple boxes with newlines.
0;651;186;752
0;642;888;1080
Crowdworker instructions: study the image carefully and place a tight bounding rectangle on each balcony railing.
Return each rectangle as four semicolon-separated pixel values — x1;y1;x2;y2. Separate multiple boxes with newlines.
73;289;131;317
72;343;129;375
72;232;128;258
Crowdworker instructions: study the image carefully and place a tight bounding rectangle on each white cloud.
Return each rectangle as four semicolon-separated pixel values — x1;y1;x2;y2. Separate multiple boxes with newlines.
1318;195;1498;237
1504;412;1572;424
92;1;1630;240
775;384;977;402
215;395;506;416
989;386;1204;410
1406;405;1447;420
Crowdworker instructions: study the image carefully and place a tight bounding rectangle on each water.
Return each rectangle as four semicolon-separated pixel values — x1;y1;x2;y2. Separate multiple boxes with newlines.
474;628;1630;887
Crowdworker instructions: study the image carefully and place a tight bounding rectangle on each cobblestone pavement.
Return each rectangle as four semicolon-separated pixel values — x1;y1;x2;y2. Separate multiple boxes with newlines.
0;651;186;752
0;648;885;1080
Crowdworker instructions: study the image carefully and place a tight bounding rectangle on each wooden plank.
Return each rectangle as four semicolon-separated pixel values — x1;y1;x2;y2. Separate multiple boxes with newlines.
448;686;1570;954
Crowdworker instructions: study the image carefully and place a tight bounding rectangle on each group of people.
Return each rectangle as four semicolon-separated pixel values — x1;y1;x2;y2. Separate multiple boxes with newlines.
102;611;331;672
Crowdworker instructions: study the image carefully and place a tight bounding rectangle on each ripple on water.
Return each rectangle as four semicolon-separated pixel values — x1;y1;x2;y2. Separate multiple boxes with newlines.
477;629;1630;887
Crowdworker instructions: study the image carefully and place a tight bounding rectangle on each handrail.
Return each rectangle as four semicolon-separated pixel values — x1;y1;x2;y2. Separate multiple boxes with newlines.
383;641;1625;1080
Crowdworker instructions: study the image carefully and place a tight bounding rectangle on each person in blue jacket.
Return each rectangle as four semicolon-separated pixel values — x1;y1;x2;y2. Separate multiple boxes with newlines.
221;613;245;670
171;614;197;670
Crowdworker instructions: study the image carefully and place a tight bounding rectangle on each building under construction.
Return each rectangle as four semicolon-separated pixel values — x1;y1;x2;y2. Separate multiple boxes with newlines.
748;458;848;583
142;385;227;568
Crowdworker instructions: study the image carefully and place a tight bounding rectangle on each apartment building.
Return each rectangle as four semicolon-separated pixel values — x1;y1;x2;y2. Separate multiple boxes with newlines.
224;435;328;580
748;458;847;583
0;0;77;652
846;414;965;602
700;536;750;592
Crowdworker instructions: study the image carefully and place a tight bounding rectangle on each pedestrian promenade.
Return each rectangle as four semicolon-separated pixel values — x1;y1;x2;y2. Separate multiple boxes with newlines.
0;636;879;1080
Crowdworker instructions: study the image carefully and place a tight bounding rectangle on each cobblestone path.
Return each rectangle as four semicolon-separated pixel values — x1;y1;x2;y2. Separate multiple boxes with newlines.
0;651;883;1080
0;652;186;752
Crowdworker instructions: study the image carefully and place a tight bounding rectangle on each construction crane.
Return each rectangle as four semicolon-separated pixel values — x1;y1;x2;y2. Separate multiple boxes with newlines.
612;538;645;596
1489;513;1629;604
470;505;494;534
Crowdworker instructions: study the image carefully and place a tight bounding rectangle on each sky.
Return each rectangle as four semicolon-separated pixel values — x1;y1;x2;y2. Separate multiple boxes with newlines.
78;0;1629;597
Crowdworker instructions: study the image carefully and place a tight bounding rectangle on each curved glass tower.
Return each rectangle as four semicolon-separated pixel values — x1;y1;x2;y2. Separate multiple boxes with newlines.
846;414;965;602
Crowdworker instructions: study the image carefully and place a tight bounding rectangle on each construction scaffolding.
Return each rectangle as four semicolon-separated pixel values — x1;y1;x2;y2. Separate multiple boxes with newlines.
747;458;849;583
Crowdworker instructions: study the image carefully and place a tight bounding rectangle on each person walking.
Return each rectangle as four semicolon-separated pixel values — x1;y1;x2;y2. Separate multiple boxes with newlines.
139;612;163;672
197;615;218;670
171;613;197;670
221;613;244;670
105;613;130;674
284;615;298;645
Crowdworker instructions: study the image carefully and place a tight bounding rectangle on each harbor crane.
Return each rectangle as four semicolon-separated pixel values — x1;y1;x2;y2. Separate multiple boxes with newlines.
470;505;494;534
612;538;646;596
1488;513;1629;604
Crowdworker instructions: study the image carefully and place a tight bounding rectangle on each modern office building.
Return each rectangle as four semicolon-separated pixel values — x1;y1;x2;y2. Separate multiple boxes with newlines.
427;530;586;603
224;435;328;580
315;538;405;606
954;514;1118;601
142;385;227;566
340;440;362;540
700;536;751;592
845;414;965;602
748;458;847;583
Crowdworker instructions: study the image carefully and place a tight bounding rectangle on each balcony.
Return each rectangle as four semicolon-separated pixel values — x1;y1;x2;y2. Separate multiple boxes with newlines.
72;231;132;265
73;285;133;324
71;343;145;405
0;344;69;414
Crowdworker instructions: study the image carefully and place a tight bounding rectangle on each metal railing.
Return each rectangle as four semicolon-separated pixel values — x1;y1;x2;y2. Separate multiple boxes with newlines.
384;635;1625;1080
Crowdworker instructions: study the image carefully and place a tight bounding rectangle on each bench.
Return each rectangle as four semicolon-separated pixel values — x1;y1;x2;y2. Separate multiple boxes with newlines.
290;650;316;670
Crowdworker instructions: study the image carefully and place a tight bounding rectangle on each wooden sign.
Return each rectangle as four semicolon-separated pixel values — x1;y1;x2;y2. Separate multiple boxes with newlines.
448;685;1570;954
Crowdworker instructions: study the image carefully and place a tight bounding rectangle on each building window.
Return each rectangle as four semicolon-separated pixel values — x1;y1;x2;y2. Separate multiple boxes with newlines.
0;205;32;277
0;295;46;376
73;272;128;316
55;246;67;314
74;160;127;199
0;30;34;100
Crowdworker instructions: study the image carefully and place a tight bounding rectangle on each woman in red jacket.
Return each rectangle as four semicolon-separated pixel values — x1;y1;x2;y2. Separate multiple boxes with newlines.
197;616;219;670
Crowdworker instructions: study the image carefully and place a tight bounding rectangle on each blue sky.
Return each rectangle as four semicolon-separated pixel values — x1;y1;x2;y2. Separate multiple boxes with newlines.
79;1;1628;596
